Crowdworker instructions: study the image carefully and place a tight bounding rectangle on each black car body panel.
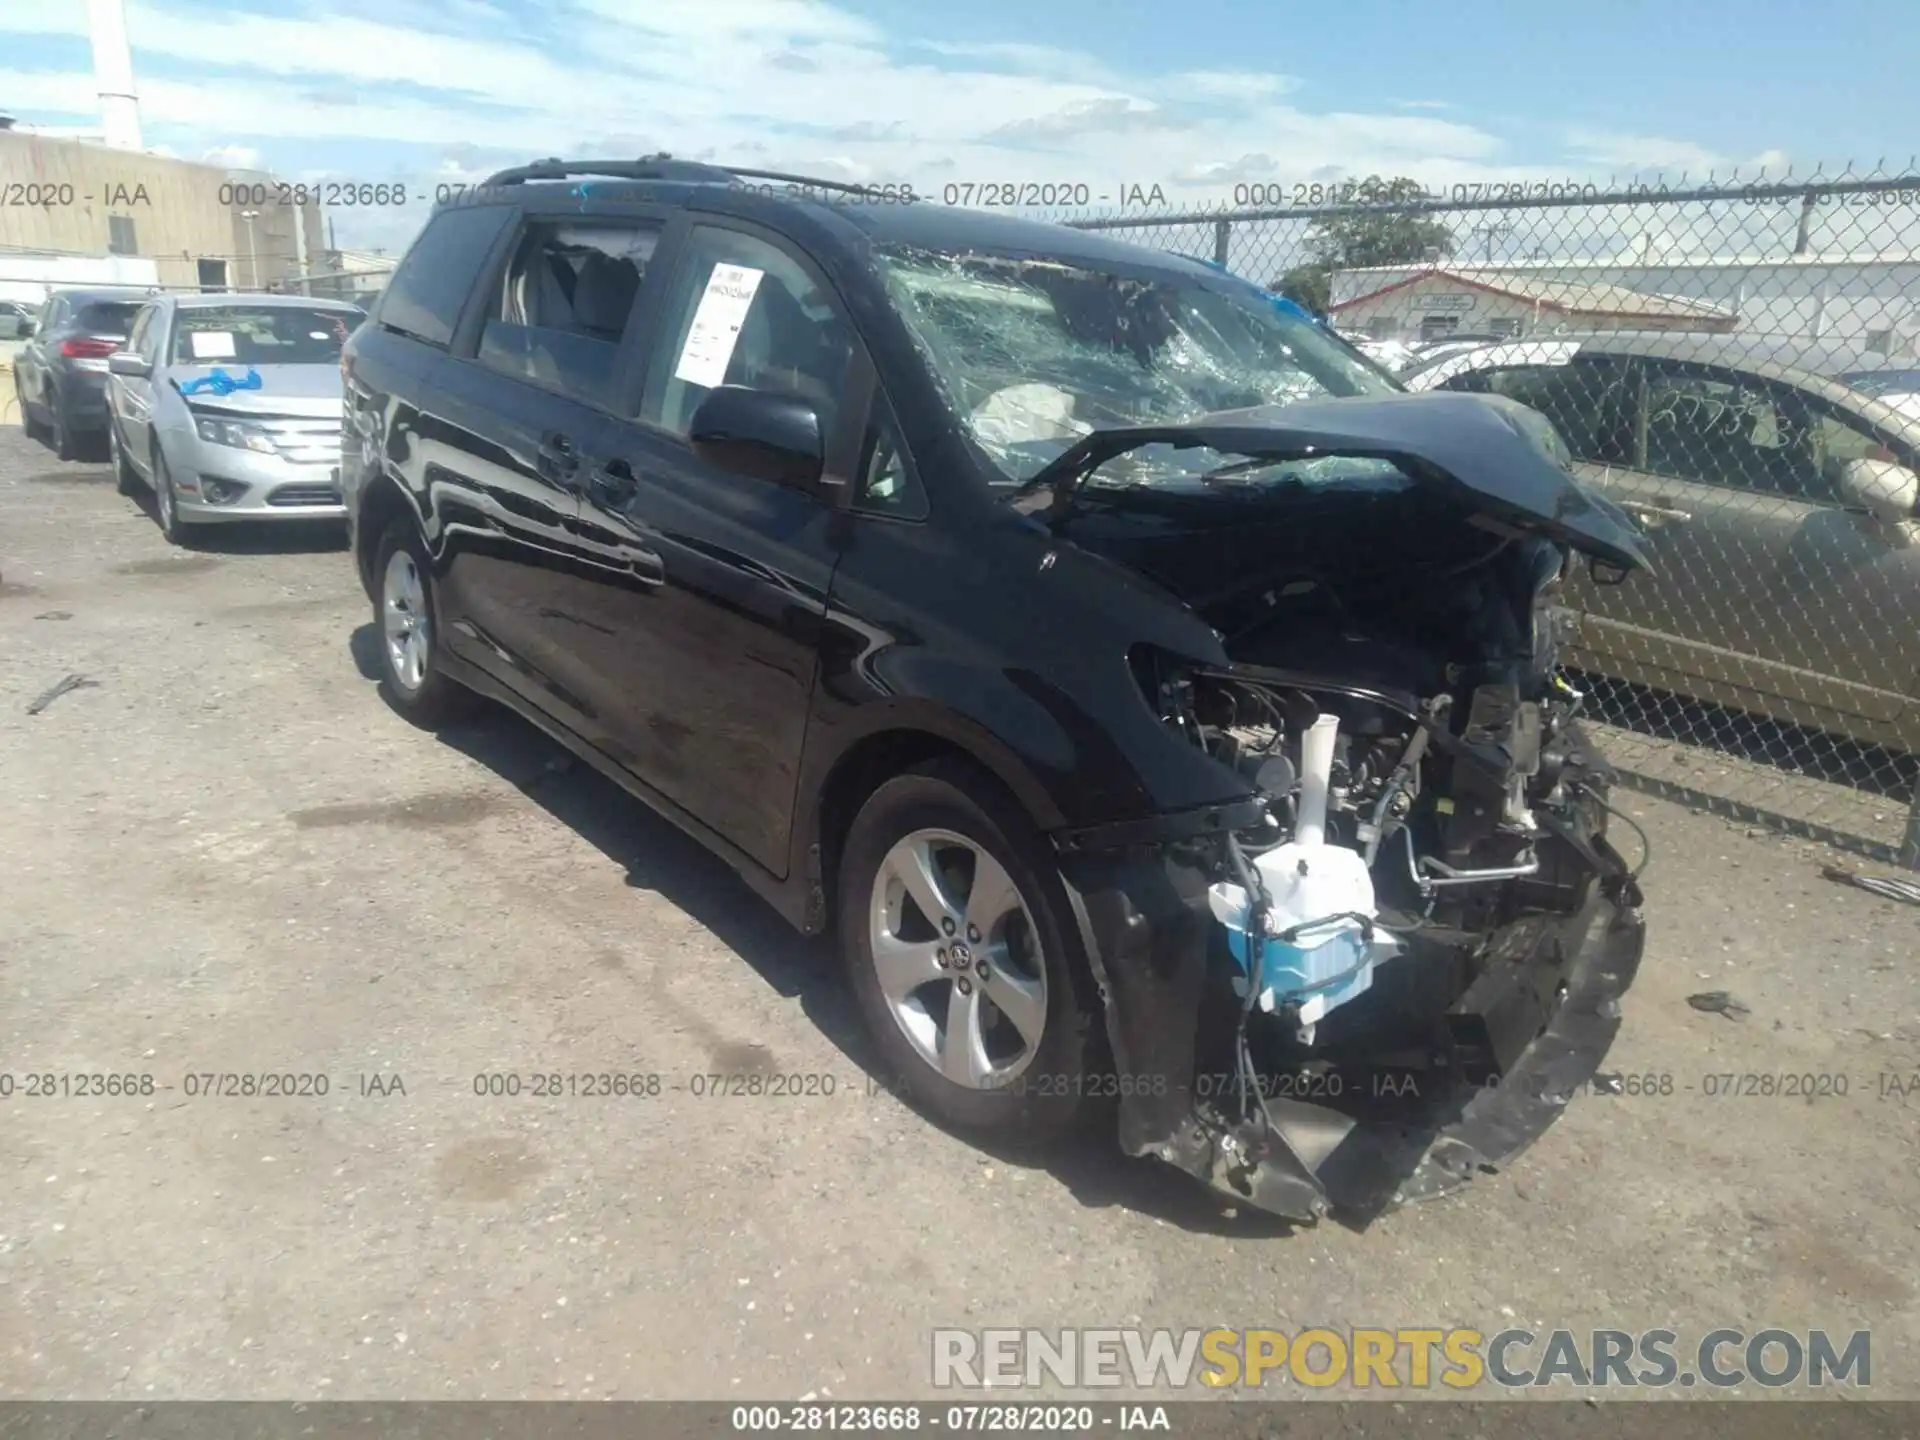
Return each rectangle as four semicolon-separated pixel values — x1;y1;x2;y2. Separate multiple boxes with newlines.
1017;392;1653;571
341;174;1649;1224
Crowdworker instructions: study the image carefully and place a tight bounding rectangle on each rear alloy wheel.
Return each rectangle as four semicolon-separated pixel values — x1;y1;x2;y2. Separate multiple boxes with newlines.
839;760;1101;1144
373;519;478;727
52;388;78;462
152;448;195;547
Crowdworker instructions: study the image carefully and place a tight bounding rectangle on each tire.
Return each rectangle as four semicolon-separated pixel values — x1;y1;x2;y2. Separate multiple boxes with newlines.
837;758;1103;1145
110;420;139;496
371;518;479;727
52;387;78;461
152;446;196;547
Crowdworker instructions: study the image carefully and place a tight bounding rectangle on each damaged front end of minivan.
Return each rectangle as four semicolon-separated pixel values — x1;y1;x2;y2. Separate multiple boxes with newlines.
1030;391;1651;1225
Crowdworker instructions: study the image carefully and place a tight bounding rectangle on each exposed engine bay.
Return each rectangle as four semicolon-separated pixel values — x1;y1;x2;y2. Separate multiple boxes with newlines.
1084;492;1647;1222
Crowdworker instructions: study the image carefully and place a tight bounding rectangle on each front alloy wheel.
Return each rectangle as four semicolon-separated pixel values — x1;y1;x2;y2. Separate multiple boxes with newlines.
838;760;1101;1143
870;828;1050;1088
110;422;139;496
153;448;194;547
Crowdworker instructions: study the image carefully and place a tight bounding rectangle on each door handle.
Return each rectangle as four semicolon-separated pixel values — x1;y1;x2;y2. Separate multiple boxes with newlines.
537;430;580;484
587;458;638;507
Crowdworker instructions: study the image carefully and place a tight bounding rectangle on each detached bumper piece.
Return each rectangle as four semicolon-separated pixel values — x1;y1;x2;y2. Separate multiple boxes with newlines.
1179;867;1641;1224
1058;811;1646;1227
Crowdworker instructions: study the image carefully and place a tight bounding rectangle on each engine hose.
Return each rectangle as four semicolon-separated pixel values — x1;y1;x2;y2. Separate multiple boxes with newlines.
1223;833;1273;1127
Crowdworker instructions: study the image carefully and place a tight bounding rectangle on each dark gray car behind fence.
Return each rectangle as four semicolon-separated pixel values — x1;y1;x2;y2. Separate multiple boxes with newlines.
1055;167;1920;866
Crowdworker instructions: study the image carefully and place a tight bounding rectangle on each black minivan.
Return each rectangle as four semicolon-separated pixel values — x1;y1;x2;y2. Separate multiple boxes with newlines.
341;157;1650;1224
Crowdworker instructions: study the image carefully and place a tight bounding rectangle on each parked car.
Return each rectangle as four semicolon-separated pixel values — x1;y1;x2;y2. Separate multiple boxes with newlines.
1407;333;1920;752
104;293;365;545
1395;334;1527;382
12;287;151;459
1335;329;1417;372
340;159;1647;1224
0;298;36;341
1842;367;1920;421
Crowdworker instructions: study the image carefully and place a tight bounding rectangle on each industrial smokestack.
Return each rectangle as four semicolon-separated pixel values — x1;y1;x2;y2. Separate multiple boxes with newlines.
86;0;143;150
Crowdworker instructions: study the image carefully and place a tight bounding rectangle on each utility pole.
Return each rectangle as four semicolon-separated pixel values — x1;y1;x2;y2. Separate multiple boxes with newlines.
1471;221;1513;264
292;198;309;294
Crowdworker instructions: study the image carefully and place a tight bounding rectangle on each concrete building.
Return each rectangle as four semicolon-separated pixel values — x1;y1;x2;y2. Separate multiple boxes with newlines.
1328;256;1920;359
0;126;323;296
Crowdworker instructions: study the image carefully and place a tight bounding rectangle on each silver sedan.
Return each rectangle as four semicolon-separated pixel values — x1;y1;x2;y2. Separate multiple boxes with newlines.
105;292;365;545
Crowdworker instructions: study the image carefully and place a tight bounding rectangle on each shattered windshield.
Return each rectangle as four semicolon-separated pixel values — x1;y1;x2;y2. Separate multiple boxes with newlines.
875;245;1397;486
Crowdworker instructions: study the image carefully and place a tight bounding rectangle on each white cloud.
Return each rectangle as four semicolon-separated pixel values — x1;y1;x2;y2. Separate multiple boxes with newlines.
910;40;1121;86
0;6;86;36
572;0;881;44
1175;71;1295;103
201;143;264;170
0;0;1784;252
1561;128;1789;179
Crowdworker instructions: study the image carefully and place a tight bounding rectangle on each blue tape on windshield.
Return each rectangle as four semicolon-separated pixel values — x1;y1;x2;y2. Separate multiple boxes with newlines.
177;367;262;397
1198;257;1327;325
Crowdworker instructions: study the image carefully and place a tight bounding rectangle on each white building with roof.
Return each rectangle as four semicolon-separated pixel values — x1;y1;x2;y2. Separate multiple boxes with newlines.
1329;255;1920;358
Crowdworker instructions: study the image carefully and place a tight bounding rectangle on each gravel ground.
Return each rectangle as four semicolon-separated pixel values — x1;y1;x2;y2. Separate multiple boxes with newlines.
1;417;1918;1402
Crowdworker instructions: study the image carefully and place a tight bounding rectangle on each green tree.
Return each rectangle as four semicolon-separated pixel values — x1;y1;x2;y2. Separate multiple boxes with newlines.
1268;176;1455;317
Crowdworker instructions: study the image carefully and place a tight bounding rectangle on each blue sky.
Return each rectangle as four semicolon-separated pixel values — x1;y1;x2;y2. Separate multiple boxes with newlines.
1;0;1915;255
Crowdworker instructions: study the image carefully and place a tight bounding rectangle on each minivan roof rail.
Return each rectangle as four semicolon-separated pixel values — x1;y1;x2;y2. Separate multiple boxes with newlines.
478;154;736;187
476;154;915;201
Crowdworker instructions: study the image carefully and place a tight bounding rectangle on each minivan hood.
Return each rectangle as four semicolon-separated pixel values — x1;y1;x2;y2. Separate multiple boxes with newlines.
169;363;344;419
1016;391;1650;571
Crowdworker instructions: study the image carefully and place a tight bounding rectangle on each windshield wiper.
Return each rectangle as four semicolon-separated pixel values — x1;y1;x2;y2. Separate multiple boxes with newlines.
1008;425;1200;516
1194;456;1283;486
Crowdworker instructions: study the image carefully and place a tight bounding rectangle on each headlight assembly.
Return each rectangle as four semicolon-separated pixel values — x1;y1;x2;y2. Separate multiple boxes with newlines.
194;415;278;455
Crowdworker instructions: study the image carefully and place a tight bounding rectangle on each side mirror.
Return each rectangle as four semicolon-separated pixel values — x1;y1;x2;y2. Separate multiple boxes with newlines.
18;320;35;338
688;386;824;492
1835;457;1920;521
1589;556;1633;586
108;351;152;378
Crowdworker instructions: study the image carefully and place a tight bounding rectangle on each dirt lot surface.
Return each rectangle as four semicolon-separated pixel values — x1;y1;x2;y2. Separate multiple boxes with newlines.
2;419;1918;1402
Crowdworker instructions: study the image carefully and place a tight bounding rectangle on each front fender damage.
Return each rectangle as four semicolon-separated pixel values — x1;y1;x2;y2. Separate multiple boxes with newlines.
1054;803;1647;1227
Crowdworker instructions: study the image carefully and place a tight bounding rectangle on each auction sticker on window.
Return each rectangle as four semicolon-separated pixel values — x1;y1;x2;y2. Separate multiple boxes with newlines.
188;330;237;359
673;263;764;389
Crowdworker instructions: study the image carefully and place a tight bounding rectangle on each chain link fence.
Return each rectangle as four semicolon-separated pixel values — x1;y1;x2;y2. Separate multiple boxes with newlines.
270;266;392;305
1062;167;1920;866
6;167;1919;864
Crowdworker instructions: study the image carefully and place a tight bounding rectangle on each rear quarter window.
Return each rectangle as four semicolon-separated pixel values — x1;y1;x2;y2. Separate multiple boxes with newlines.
378;204;515;348
77;301;143;334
